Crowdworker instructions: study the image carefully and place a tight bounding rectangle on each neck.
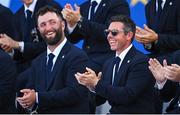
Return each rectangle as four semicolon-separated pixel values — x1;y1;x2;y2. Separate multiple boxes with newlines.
47;36;65;52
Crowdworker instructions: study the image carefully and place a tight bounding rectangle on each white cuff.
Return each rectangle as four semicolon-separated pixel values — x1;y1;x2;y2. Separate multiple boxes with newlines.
8;49;14;58
18;41;24;52
67;23;77;34
87;86;96;93
156;80;167;90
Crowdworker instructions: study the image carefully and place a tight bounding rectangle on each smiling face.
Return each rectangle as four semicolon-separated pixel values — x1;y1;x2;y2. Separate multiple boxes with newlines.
107;22;132;54
37;12;65;46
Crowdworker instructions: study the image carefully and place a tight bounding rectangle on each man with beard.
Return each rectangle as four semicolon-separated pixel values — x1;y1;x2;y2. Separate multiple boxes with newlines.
16;6;90;114
0;0;62;73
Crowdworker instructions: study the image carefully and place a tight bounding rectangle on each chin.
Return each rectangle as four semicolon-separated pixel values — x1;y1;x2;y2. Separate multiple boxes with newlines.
110;47;117;51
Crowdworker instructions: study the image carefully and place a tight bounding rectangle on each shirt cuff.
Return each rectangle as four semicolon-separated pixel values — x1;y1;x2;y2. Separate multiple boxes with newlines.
87;86;96;93
18;41;24;52
67;23;77;34
156;80;167;90
144;43;152;49
8;49;14;58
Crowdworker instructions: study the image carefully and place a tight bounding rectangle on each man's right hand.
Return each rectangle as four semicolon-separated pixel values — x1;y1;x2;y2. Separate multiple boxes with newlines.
148;58;167;83
61;4;81;27
0;34;20;52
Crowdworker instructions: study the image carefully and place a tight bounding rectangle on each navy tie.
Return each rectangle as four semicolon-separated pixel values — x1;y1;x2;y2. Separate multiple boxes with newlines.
90;1;98;20
24;10;32;41
112;57;121;85
46;53;55;86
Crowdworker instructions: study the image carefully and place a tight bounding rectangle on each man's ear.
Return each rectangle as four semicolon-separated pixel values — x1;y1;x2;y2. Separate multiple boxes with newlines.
126;31;134;41
61;20;65;30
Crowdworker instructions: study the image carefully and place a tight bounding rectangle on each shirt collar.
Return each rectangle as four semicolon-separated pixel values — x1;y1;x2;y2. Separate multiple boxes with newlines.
116;44;132;61
47;37;67;58
24;0;37;13
156;0;166;10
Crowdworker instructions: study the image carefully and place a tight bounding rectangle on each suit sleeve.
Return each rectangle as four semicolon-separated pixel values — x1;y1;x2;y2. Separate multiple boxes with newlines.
67;0;130;43
0;50;16;110
0;5;14;38
146;1;180;52
159;80;179;102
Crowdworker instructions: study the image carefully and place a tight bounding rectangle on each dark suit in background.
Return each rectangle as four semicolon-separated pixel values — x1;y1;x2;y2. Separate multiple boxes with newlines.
144;0;180;113
0;49;17;113
67;0;130;73
13;0;62;73
160;50;180;113
160;81;180;113
95;46;155;113
0;4;14;37
19;41;90;113
145;0;180;57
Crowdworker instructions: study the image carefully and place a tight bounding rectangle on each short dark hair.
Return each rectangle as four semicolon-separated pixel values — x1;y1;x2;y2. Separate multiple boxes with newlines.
36;5;63;23
108;15;136;39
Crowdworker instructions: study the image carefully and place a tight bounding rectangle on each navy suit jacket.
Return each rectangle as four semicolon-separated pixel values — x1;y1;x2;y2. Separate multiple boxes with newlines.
67;0;130;73
0;49;17;113
95;46;156;113
19;41;90;113
0;4;14;37
159;50;180;113
13;0;62;73
145;0;180;57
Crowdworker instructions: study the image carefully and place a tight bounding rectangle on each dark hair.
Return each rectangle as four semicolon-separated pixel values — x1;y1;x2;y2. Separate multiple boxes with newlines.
108;15;136;39
36;5;63;23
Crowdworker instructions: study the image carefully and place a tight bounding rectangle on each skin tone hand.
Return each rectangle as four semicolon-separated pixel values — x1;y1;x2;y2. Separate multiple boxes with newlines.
61;4;81;27
16;89;36;109
0;34;19;52
164;64;180;82
75;67;101;88
135;24;158;44
148;58;167;83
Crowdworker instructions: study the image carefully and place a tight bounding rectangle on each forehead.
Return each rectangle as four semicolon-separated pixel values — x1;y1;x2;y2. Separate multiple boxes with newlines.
109;22;124;29
38;12;59;24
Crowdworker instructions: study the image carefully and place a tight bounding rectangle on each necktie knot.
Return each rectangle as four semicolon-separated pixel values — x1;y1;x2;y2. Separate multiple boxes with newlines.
26;10;32;19
90;1;98;20
114;57;121;67
91;1;98;8
48;53;55;61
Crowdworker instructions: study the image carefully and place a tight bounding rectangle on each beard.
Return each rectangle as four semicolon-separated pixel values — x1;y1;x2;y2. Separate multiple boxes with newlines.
41;28;63;45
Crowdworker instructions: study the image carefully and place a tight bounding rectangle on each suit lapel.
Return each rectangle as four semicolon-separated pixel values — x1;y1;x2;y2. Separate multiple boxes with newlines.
148;0;157;30
94;0;109;19
81;1;91;19
36;53;47;91
104;58;114;84
113;47;136;86
20;8;27;41
158;0;173;31
46;41;71;90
